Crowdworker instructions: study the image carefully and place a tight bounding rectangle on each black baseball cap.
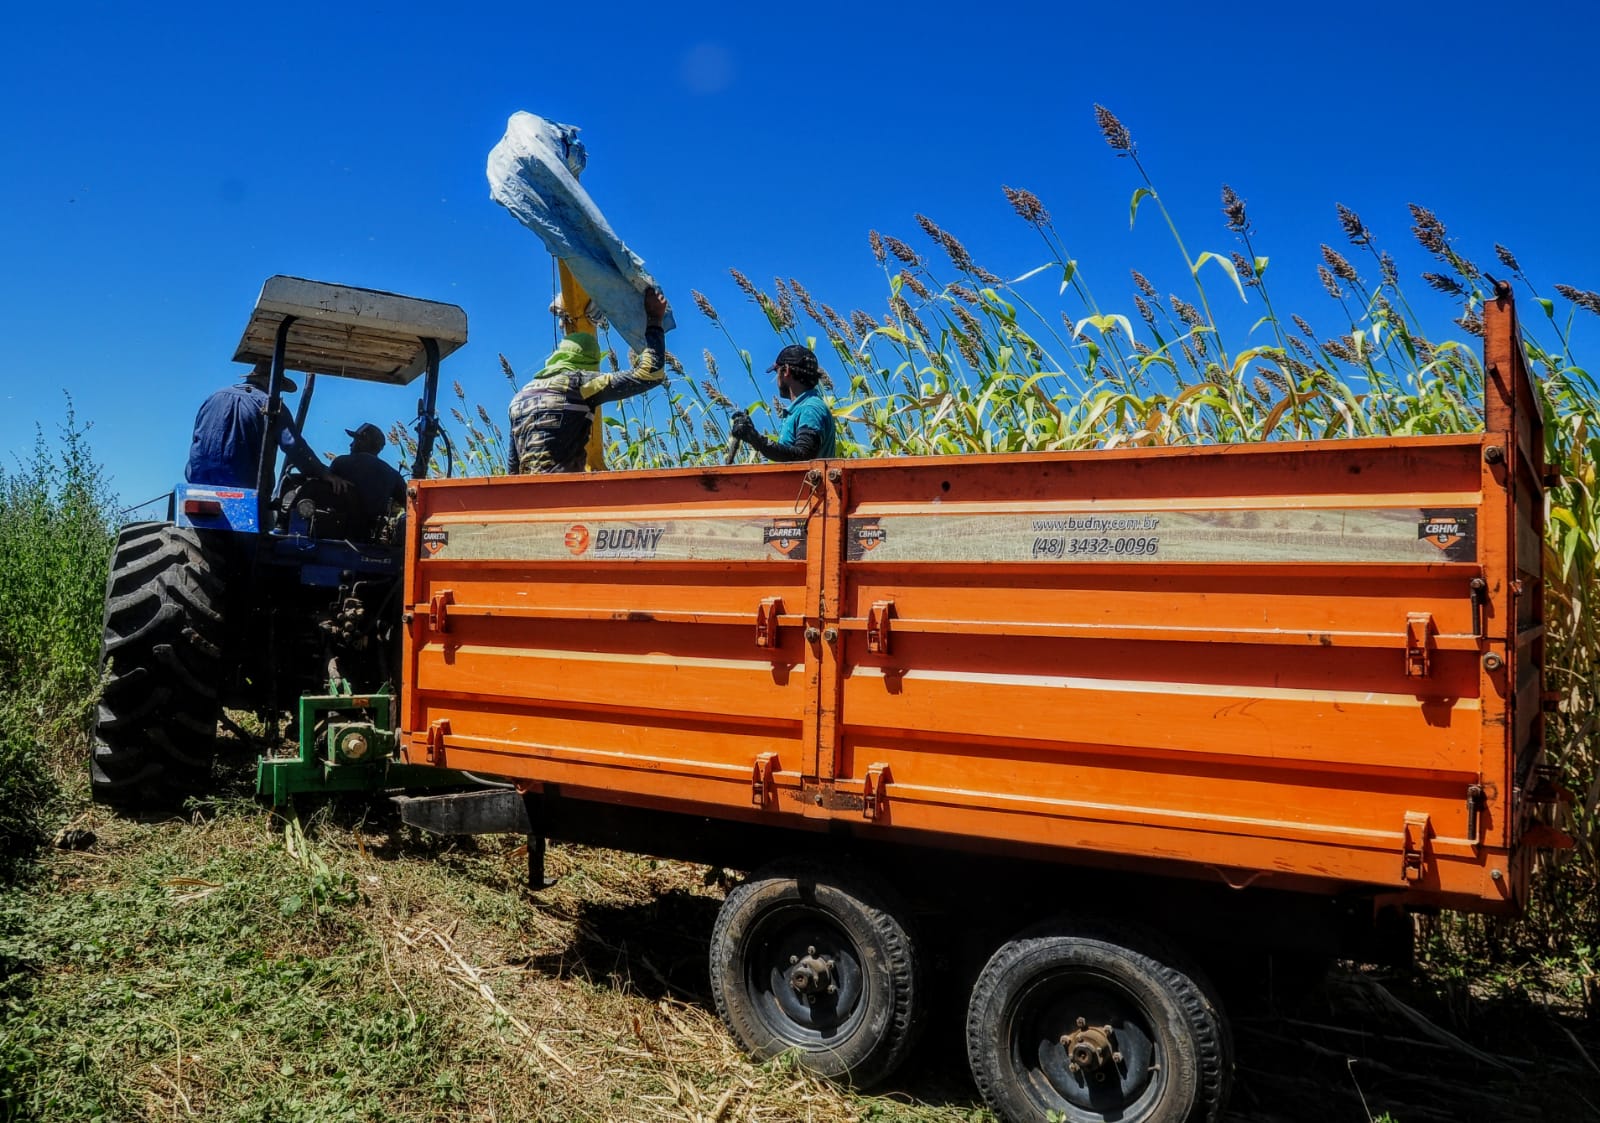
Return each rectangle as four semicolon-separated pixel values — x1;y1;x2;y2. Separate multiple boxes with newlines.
345;423;386;450
768;344;819;376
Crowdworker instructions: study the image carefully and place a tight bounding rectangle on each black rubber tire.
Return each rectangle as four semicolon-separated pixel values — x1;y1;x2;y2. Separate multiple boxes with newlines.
90;522;226;811
966;918;1232;1123
709;860;922;1088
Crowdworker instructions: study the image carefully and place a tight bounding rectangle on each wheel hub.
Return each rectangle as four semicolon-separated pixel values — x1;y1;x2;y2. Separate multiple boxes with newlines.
1059;1016;1123;1081
787;945;837;999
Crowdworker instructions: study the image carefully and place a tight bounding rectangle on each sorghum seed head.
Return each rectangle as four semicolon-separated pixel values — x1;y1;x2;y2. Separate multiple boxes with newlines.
702;349;719;377
949;283;979;304
883;235;920;266
822;303;855;342
692;289;719;321
954;330;980;367
1288;335;1315;361
915;213;943;242
1555;284;1600;316
973;264;1003;286
1292;314;1316;339
1322;336;1355;363
1409;204;1447;254
900;271;931;301
1495;244;1522;274
1318;264;1343;299
700;380;732;408
729;269;758;299
1170;295;1203;325
1336;203;1371;246
1380;252;1398;289
773;279;796;328
1321;245;1358;283
1003;185;1049;224
1455;310;1485;337
1133;294;1154;323
851;309;877;337
1423;272;1464;296
1231;252;1255;284
868;230;886;265
1094;104;1133;152
1221;185;1248;233
1132;270;1157;299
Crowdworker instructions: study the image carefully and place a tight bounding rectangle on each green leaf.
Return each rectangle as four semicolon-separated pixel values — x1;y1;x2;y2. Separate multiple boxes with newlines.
1538;297;1555;320
280;895;304;917
1193;252;1247;303
1253;256;1269;277
889;272;904;297
1073;313;1135;342
1059;260;1078;296
1011;263;1054;285
1129;187;1154;230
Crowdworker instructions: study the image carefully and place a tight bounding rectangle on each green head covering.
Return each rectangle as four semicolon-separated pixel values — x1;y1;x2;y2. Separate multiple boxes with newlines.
539;331;603;376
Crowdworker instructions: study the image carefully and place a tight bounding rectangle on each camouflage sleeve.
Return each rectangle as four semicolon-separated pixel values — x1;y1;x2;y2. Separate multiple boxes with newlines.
578;324;667;406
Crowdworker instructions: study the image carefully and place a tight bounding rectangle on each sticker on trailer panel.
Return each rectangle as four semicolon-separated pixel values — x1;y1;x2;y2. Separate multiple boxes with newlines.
420;527;448;556
561;521;667;558
563;523;591;556
1417;510;1476;560
427;517;809;562
848;520;887;560
763;518;807;559
843;508;1480;564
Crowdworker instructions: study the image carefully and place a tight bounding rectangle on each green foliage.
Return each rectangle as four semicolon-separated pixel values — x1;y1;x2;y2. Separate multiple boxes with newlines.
0;399;115;871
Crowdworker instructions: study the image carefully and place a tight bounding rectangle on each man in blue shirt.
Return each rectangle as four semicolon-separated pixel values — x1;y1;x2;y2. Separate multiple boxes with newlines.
729;344;837;461
185;363;328;488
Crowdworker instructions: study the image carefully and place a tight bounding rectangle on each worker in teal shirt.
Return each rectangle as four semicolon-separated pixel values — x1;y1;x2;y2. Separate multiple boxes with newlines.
729;344;837;460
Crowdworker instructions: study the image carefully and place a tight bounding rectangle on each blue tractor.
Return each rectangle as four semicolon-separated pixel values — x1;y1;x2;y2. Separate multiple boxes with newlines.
91;277;468;809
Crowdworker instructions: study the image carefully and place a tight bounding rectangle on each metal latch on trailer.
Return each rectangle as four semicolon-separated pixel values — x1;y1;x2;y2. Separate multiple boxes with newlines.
863;763;891;822
1404;613;1434;678
1401;811;1431;882
751;752;779;809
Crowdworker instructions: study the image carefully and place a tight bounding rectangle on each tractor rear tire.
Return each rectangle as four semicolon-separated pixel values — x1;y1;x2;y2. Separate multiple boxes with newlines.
90;522;227;811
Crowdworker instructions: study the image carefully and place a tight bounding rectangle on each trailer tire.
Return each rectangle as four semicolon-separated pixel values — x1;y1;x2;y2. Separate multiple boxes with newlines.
966;918;1231;1123
709;861;922;1088
90;522;226;811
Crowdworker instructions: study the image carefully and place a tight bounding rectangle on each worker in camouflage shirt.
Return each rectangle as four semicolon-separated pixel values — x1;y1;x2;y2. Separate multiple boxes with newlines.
510;288;671;473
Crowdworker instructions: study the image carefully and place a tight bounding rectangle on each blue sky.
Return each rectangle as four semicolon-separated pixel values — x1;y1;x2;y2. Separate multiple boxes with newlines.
3;1;1597;509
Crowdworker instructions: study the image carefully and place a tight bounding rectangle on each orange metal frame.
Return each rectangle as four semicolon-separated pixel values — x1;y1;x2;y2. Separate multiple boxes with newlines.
401;290;1552;915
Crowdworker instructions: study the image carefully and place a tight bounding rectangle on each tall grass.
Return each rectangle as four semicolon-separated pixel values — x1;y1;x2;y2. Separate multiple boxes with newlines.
0;401;116;871
465;105;1599;954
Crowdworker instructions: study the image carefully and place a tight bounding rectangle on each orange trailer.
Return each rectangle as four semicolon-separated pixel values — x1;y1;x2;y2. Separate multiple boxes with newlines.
399;288;1562;1123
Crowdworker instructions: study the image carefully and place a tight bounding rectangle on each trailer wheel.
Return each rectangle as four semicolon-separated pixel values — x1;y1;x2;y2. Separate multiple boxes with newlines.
966;919;1231;1123
709;861;922;1088
90;522;226;811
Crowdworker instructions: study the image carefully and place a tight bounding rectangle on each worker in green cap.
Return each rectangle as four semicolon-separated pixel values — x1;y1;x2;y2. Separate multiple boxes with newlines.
509;288;671;473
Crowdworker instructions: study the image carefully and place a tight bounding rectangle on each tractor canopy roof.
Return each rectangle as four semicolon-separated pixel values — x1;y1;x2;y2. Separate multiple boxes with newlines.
232;275;468;385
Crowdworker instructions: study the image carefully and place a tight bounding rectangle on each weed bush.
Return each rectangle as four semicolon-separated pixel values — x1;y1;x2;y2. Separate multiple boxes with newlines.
0;400;116;871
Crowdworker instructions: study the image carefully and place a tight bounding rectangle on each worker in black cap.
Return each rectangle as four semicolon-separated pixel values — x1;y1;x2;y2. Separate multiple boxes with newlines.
330;422;407;536
729;344;837;461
